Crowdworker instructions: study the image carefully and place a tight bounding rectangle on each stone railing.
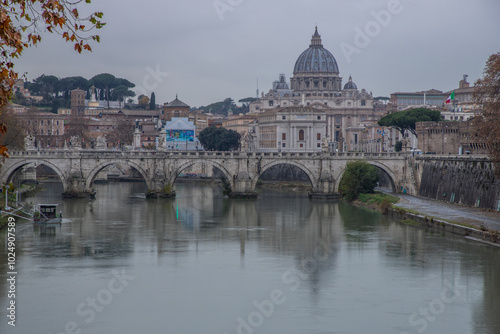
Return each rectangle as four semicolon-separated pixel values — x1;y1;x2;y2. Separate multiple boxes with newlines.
8;149;410;159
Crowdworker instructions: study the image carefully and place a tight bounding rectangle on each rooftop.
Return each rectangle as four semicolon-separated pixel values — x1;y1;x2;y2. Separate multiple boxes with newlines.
165;95;190;108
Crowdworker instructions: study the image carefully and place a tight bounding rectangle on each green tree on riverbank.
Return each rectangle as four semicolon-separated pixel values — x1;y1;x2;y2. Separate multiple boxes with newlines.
339;161;379;201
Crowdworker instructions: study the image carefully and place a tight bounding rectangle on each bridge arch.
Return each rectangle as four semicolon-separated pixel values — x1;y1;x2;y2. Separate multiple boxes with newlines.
0;159;67;189
172;160;234;189
86;160;152;190
334;161;397;193
251;161;317;191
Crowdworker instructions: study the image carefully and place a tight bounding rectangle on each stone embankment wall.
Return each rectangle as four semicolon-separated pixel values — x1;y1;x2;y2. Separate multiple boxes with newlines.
417;156;500;210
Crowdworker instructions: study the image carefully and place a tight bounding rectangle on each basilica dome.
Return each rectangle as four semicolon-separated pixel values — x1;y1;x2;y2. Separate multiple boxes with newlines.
293;27;339;74
343;76;357;90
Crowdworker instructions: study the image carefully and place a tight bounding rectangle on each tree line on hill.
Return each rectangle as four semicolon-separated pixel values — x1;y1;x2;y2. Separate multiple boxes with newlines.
192;97;257;115
13;73;136;111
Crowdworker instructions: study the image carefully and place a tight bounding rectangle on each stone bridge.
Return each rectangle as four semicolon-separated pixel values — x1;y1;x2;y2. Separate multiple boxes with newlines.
0;149;417;198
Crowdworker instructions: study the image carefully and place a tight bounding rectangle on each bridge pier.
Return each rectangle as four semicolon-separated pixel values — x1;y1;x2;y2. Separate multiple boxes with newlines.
62;177;95;198
308;177;340;200
146;180;176;198
230;172;257;199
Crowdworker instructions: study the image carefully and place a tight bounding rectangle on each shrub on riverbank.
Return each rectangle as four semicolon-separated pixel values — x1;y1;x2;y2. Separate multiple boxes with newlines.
355;192;399;213
358;192;399;205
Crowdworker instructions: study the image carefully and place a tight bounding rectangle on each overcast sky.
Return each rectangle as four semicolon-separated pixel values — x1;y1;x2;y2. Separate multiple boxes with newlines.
16;0;500;107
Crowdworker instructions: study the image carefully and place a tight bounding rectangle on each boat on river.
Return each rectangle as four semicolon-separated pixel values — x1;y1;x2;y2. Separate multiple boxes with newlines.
34;204;62;224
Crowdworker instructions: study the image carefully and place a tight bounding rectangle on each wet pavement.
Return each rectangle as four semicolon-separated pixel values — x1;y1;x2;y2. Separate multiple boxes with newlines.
393;193;500;232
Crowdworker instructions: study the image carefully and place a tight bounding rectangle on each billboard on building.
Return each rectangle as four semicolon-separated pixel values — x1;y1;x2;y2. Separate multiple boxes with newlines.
166;130;195;141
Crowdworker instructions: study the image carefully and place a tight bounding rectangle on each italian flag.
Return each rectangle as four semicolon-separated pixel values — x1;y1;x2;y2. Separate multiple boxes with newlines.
446;91;455;104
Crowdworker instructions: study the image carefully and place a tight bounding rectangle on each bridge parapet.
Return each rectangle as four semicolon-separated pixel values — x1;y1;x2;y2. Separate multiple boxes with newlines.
8;149;410;159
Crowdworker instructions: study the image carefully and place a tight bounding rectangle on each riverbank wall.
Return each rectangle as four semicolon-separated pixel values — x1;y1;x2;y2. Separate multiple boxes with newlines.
416;156;500;211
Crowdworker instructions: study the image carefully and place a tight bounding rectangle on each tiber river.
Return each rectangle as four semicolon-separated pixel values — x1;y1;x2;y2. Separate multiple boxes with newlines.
1;182;499;334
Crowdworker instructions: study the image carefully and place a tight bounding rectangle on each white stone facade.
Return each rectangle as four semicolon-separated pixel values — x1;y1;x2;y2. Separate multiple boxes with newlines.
257;107;326;153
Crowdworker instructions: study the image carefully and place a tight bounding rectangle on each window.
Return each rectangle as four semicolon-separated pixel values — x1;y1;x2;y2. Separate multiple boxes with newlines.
300;143;304;148
317;133;321;140
317;143;321;148
282;133;286;140
299;129;304;141
269;100;274;106
282;115;286;120
361;100;366;106
282;143;286;148
317;115;321;120
314;81;318;88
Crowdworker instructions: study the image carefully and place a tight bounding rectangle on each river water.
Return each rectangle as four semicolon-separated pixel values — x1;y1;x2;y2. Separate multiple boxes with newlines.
1;182;499;334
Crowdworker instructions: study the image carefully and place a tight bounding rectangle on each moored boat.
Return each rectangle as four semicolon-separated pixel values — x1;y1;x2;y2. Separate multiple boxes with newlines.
34;204;62;224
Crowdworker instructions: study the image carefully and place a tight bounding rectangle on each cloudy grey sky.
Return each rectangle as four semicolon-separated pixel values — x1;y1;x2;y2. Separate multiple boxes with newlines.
17;0;500;107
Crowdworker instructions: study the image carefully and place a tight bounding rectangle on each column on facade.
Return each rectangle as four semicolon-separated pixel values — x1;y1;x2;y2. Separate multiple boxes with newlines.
305;126;313;149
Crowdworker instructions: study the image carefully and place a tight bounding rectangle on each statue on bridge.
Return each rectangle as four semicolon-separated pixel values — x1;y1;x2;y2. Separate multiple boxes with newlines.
157;132;167;151
69;136;82;149
24;135;36;151
322;136;330;153
96;135;107;150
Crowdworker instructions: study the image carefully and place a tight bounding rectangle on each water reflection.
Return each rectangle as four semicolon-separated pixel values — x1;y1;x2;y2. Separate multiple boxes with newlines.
0;182;499;334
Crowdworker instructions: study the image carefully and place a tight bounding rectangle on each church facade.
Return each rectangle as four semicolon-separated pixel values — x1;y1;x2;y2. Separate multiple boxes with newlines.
249;28;387;152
